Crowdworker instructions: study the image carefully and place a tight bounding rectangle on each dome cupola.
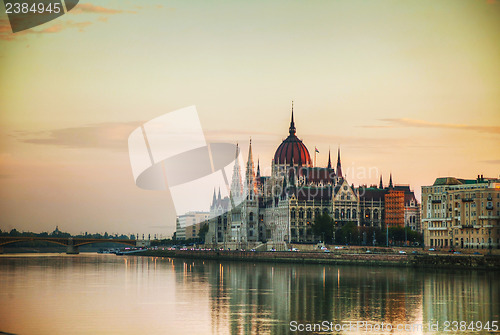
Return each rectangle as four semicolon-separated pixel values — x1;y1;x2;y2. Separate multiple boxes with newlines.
273;106;312;167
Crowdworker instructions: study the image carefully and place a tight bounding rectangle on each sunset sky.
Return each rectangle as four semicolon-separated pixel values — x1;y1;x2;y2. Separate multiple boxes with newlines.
1;0;499;237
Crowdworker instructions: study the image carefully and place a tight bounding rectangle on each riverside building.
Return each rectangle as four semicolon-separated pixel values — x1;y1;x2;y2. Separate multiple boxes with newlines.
421;176;500;250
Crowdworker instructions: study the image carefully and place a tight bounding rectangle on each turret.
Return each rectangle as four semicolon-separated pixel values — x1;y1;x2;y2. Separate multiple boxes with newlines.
336;147;343;178
246;139;257;196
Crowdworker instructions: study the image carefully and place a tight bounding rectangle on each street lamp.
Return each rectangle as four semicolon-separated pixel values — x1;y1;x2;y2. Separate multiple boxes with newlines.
386;223;389;247
405;227;407;247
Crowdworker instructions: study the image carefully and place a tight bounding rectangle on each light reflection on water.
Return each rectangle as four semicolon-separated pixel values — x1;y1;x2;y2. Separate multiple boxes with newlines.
0;253;498;335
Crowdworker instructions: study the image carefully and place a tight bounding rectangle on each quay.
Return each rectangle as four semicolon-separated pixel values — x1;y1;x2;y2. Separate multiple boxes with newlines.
136;249;500;270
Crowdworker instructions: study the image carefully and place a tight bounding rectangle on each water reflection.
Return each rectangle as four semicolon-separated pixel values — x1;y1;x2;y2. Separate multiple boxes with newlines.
0;254;498;334
169;259;499;334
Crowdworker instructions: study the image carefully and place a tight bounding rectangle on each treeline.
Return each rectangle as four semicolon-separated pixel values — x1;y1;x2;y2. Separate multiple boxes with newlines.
312;213;423;246
0;227;132;240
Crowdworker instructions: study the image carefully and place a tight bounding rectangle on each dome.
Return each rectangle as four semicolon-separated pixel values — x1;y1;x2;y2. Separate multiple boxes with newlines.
273;110;312;166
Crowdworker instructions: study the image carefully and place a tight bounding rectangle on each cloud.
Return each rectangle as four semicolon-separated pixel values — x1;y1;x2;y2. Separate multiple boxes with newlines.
376;118;500;135
0;19;92;41
70;4;135;15
0;3;133;41
15;122;142;151
481;159;500;165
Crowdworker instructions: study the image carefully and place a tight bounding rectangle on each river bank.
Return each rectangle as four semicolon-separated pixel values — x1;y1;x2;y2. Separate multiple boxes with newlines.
136;249;500;270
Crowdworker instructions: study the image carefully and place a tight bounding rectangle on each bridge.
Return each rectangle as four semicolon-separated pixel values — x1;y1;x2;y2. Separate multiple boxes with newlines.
0;236;138;254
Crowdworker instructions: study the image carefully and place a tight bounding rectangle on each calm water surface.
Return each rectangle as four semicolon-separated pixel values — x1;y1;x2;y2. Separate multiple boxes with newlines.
0;254;498;334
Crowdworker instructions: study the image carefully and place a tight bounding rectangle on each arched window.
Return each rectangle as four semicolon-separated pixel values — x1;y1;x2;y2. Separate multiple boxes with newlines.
291;209;296;219
299;208;304;219
307;209;312;219
323;208;329;214
373;209;379;220
346;209;351;219
352;209;357;219
315;208;320;218
335;209;339;219
341;209;345;219
249;212;254;222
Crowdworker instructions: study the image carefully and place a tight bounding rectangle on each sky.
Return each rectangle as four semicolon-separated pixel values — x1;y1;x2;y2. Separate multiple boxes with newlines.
0;0;499;237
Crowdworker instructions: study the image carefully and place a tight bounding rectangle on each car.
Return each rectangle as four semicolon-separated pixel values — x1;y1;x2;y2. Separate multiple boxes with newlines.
448;249;455;253
366;250;372;253
399;250;406;254
473;252;481;255
453;251;462;254
428;248;435;251
323;249;331;253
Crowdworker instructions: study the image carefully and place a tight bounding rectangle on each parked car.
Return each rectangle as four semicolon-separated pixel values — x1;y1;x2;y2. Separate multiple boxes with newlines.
453;251;462;254
399;250;406;254
428;248;436;251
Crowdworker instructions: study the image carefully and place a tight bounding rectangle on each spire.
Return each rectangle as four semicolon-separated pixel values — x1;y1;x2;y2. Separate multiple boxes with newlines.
218;187;221;201
336;146;343;178
248;138;253;164
256;158;260;178
389;173;393;189
246;138;257;195
289;101;296;135
327;147;332;169
211;188;217;208
230;143;243;205
379;175;383;189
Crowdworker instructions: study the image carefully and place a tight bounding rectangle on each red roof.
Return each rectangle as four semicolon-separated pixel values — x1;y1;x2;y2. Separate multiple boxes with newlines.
273;110;312;166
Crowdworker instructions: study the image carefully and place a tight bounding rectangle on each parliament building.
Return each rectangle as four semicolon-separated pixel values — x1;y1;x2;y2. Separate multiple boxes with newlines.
205;108;420;250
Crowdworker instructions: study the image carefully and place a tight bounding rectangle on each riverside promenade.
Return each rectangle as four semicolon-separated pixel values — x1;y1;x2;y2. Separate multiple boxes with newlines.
138;248;500;270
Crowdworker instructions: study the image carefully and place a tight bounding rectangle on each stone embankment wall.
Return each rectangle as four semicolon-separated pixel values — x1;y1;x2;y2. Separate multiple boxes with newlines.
138;250;500;270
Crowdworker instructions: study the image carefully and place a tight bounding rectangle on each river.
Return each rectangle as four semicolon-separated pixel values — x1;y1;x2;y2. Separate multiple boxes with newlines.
0;253;498;334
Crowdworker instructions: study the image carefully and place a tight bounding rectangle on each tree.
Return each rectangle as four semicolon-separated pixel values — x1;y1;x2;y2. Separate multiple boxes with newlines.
198;223;209;242
312;213;334;243
9;228;21;237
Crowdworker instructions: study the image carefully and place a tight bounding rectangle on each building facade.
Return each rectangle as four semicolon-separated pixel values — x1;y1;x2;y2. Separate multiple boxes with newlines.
205;108;421;249
421;176;500;250
176;211;210;240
